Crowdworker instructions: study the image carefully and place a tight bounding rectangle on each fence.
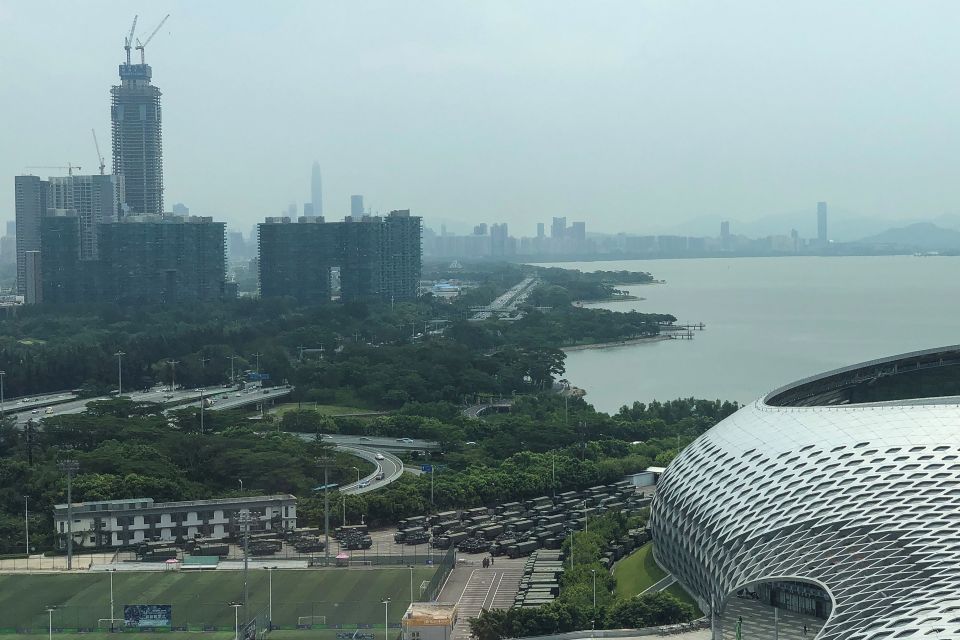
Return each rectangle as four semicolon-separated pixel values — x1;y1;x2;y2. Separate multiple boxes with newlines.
419;547;455;601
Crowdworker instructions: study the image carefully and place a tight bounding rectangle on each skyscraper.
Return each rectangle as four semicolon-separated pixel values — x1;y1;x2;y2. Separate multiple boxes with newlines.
311;162;323;217
47;174;123;260
111;39;164;214
351;195;364;217
817;201;828;245
14;175;49;295
551;217;567;239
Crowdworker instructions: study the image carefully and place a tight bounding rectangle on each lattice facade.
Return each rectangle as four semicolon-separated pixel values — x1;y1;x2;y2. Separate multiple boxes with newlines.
651;347;960;640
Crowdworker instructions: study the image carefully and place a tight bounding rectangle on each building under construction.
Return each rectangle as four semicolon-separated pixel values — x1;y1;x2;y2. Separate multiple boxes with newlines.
111;16;167;214
259;211;422;304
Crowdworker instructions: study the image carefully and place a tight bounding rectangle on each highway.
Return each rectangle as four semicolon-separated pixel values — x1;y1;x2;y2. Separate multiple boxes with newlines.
470;275;539;321
319;434;440;451
337;446;404;495
9;383;291;425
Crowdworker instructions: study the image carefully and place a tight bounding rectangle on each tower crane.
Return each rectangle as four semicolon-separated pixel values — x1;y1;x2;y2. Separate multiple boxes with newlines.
25;165;82;177
136;14;170;65
91;129;105;175
123;15;138;66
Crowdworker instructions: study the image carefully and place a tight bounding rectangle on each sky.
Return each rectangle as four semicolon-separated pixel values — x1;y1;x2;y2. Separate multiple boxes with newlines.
2;0;960;238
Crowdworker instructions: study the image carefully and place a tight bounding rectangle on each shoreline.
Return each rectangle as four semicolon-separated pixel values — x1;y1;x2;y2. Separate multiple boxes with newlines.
576;295;644;305
562;334;673;352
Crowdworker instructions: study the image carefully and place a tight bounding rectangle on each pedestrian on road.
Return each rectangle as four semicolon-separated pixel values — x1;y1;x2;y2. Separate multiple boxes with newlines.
490;556;495;566
803;624;808;636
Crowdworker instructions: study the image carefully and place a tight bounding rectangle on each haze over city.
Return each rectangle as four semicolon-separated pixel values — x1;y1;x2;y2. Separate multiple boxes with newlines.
3;0;960;236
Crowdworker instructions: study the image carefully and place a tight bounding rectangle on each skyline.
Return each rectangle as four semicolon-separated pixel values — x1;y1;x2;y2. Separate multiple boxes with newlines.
5;1;960;235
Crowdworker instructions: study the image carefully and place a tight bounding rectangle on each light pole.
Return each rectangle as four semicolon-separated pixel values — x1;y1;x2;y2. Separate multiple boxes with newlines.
114;351;125;396
353;466;360;484
381;598;390;640
235;511;252;617
230;603;242;640
251;352;262;377
591;569;597;629
583;500;589;534
408;565;414;602
265;566;275;630
228;355;239;386
24;495;29;557
167;360;180;393
46;607;55;640
109;568;116;630
0;369;6;418
58;460;79;569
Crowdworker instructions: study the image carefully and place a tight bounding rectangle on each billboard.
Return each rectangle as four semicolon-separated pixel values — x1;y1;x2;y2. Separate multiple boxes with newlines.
124;604;172;628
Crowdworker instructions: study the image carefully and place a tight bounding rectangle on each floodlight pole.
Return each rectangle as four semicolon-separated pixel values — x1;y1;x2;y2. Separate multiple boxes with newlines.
382;598;391;640
24;496;29;557
109;568;116;630
47;607;54;640
58;460;79;569
317;456;333;566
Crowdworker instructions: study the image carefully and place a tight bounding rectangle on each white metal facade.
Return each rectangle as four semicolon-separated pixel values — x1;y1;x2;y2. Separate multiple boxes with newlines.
651;348;960;640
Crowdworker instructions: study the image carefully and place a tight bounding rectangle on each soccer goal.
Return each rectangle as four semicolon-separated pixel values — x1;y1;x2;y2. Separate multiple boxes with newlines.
298;615;327;626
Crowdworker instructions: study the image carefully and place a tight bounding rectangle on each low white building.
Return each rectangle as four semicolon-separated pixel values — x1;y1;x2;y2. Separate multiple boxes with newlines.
401;603;457;640
53;494;297;549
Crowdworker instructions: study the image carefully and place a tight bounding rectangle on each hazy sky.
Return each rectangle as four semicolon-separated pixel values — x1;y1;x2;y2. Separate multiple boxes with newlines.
2;1;960;236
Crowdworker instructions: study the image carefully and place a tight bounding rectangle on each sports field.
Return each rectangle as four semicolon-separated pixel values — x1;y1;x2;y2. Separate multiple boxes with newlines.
0;566;437;632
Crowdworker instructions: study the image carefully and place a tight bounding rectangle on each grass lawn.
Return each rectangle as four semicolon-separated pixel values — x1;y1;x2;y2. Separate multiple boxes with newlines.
663;582;699;609
614;543;666;598
0;566;436;632
614;544;700;610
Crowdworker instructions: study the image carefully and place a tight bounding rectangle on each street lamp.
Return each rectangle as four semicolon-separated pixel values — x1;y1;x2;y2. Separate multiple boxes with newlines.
352;466;360;484
381;598;390;640
229;603;242;640
46;607;55;640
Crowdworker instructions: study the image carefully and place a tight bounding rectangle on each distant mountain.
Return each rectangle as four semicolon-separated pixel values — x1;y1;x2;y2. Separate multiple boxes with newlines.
857;222;960;250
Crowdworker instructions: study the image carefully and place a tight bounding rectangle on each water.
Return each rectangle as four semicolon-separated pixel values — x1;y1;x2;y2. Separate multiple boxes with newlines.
546;256;960;412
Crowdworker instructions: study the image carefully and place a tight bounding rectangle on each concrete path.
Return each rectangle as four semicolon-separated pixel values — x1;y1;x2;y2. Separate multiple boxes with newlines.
719;598;824;640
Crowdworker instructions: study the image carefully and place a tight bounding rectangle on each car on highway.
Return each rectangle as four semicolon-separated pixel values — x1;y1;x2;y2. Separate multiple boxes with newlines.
375;472;385;481
235;393;242;397
400;438;414;443
359;436;371;441
358;480;370;488
31;409;38;414
375;453;384;460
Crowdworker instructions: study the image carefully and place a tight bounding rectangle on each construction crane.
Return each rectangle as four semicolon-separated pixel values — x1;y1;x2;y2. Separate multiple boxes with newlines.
91;129;105;175
136;14;170;65
123;15;138;66
25;165;82;176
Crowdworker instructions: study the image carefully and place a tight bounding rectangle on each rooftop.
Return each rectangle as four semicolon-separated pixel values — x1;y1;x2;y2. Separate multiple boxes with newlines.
764;345;960;407
55;494;296;514
402;603;458;626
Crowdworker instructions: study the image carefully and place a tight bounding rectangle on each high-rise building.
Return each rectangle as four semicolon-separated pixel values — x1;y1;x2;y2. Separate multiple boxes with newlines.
24;250;42;304
39;212;83;304
551;217;567;239
47;174;123;260
172;203;189;215
259;211;421;304
490;223;509;257
473;223;488;236
720;221;731;251
536;223;545;239
111;48;164;214
96;215;226;304
311;162;323;217
14;175;49;295
303;203;314;216
817;202;828;245
351;195;364;217
570;221;586;242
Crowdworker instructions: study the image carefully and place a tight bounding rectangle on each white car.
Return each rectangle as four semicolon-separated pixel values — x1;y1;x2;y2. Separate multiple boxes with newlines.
358;480;370;488
375;453;384;460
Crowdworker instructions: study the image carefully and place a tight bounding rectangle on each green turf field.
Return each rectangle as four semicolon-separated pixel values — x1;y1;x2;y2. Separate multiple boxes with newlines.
0;567;436;632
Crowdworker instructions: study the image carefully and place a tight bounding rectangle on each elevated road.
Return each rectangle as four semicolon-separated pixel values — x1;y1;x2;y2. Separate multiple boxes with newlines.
337;446;404;495
9;384;291;426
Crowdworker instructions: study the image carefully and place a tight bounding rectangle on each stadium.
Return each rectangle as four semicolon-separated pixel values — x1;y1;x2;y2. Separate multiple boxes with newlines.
650;346;960;640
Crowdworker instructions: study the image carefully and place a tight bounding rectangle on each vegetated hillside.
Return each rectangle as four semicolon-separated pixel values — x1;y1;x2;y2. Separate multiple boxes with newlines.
858;222;960;251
